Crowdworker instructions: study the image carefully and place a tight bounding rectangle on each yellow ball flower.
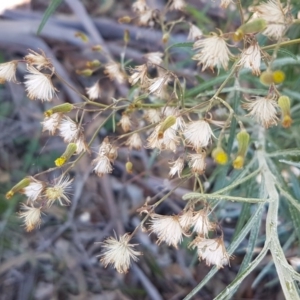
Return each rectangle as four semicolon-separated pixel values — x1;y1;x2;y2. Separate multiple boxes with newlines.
233;155;244;169
272;70;285;84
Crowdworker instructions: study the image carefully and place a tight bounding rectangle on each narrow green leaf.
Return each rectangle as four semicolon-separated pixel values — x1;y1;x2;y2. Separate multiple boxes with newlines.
225;204;263;299
165;42;193;52
279;159;300;168
231;203;251;241
268;148;300;157
266;48;298;61
182;192;266;203
37;0;63;35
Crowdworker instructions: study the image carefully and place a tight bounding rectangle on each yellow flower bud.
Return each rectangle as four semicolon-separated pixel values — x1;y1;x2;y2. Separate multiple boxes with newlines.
272;70;285;84
278;96;292;128
6;177;31;199
158;116;176;139
118;16;132;24
162;33;170;44
75;32;89;42
232;29;244;42
76;69;93;76
236;129;250;157
55;157;66;167
126;161;133;174
92;45;102;52
260;71;274;86
233;19;267;42
282;115;292;128
86;60;101;68
212;147;228;165
44;103;74;117
55;143;77;167
233;155;244;169
124;29;130;44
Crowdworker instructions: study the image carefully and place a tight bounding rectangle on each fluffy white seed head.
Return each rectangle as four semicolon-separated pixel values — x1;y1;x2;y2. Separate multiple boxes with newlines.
243;95;279;128
193;35;232;71
24;66;57;102
98;233;142;273
150;214;185;248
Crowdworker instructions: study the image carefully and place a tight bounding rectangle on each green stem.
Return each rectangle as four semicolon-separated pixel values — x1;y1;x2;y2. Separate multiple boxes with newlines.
261;38;300;51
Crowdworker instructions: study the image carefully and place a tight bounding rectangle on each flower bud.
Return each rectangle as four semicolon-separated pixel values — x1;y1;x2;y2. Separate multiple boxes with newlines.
118;16;132;24
232;29;244;42
55;143;77;167
76;69;93;76
212;147;228;165
278;96;292;128
272;70;285;84
236;129;250;157
233;19;267;42
126;161;133;174
44;103;73;117
233;155;244;169
238;19;267;35
233;129;249;169
162;33;170;44
158;116;176;139
6;177;31;199
260;71;274;86
92;45;102;52
124;29;130;44
86;60;101;68
75;32;89;42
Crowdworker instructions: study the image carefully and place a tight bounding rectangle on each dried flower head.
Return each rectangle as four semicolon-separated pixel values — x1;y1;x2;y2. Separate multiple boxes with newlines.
188;151;207;174
220;0;233;9
132;0;148;13
238;42;261;76
169;157;185;178
22;177;45;202
148;73;171;95
98;233;142;273
41;113;62;135
59;117;82;143
144;52;163;65
45;176;73;207
189;236;230;268
192;209;215;236
243;95;279;128
125;133;143;150
147;125;179;152
75;134;88;154
184;120;214;150
138;9;156;26
0;61;18;83
170;0;186;11
86;81;101;100
118;113;132;132
193;34;232;71
19;204;42;232
187;24;203;41
104;62;126;84
24;66;57;101
93;156;113;177
25;49;52;70
92;147;113;177
179;209;194;230
250;0;291;40
144;109;161;124
149;214;185;248
129;64;148;86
